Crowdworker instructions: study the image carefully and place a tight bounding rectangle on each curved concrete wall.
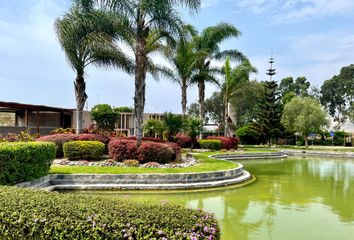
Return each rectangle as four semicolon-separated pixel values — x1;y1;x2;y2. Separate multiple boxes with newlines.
17;165;251;190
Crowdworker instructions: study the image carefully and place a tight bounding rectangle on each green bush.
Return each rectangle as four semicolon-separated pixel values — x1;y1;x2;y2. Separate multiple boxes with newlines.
0;142;56;185
198;139;222;150
63;141;105;160
0;187;220;239
91;104;119;132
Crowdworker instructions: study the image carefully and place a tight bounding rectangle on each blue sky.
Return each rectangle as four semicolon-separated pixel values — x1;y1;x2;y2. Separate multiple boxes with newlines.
0;0;353;113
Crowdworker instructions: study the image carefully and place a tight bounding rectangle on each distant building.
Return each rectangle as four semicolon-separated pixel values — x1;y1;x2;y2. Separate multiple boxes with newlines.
0;101;91;136
115;112;165;137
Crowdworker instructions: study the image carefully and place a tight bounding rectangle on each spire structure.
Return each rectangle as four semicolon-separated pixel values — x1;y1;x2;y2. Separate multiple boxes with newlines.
266;55;276;81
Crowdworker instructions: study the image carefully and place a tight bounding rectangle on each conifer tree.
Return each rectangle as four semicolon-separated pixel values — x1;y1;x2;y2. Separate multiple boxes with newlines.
251;81;283;146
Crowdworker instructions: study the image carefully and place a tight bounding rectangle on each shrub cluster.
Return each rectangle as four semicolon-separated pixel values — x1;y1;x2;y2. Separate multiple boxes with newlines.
50;128;75;135
0;142;56;185
108;139;178;164
0;129;34;142
198;139;222;150
174;134;193;148
36;134;109;158
63;141;105;160
137;142;174;164
124;136;167;143
0;187;220;239
206;136;239;150
108;139;138;161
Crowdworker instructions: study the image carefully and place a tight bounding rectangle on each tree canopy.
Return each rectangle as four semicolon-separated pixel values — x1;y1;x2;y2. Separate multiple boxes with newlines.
282;97;329;147
320;64;354;128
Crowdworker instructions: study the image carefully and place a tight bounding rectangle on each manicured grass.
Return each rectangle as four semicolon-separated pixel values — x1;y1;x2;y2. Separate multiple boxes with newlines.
49;152;238;174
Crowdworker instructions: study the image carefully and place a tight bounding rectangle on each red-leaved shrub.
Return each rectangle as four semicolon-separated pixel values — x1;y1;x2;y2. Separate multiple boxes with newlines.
137;142;174;164
174;134;193;148
229;137;239;149
123;136;166;143
36;134;109;158
206;136;239;150
108;139;177;164
108;139;137;161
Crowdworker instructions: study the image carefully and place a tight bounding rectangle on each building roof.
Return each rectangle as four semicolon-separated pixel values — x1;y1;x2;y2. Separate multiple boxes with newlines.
0;101;73;112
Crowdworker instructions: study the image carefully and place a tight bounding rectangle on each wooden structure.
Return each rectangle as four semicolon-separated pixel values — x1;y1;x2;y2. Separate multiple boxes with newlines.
0;101;73;136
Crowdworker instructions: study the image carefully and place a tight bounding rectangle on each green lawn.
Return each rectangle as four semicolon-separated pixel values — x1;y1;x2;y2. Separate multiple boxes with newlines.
49;152;238;174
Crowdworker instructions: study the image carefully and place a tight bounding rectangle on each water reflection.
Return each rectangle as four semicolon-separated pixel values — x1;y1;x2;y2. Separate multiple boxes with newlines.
78;157;354;240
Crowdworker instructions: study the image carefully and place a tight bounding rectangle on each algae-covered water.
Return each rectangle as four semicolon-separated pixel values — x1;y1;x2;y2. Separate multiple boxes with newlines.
75;157;354;240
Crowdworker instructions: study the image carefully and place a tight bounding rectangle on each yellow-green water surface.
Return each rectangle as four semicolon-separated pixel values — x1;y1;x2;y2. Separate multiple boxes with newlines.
73;157;354;240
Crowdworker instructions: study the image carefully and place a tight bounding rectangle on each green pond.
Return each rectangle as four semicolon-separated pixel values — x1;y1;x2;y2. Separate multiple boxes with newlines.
74;157;354;240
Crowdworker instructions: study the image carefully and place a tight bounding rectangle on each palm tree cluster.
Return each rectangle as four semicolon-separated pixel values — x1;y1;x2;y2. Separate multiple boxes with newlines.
55;0;255;142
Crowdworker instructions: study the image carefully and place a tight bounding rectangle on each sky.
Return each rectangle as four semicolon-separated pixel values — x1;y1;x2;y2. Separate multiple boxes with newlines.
0;0;353;113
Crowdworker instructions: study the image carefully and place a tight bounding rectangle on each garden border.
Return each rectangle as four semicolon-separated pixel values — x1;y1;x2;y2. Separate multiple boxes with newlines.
17;164;251;191
210;151;287;160
282;150;354;158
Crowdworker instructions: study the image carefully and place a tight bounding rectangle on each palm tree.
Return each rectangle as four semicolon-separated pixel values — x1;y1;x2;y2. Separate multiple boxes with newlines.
162;25;198;115
221;57;257;136
95;0;201;144
192;23;246;122
55;3;133;133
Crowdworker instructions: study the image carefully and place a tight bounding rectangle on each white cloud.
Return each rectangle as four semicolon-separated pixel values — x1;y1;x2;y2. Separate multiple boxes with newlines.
248;28;354;86
235;0;354;24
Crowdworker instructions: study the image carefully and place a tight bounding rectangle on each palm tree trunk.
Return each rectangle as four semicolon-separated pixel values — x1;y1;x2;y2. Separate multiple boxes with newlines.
181;83;187;116
198;80;205;119
134;19;148;145
74;74;87;134
224;99;229;137
198;80;205;139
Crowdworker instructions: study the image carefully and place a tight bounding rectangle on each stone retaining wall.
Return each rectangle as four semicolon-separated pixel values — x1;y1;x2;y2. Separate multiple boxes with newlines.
283;150;354;158
211;151;287;160
17;165;251;191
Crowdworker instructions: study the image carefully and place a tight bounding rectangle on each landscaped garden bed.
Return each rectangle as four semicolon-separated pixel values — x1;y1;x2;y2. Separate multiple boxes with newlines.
49;152;238;174
52;154;198;168
0;186;220;239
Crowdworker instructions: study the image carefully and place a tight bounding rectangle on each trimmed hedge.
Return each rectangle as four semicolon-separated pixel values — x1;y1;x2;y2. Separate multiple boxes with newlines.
108;139;137;161
63;141;105;160
0;187;220;239
108;139;178;163
137;142;174;164
36;134;109;158
206;136;239;150
0;142;56;185
174;134;193;148
198;139;222;150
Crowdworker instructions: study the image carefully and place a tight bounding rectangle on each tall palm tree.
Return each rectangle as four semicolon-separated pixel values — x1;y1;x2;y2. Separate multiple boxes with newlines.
192;23;246;122
95;0;201;144
55;3;133;133
221;57;257;136
162;25;198;115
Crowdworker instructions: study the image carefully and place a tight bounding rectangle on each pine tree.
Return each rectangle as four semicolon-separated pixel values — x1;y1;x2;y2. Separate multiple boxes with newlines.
251;81;283;146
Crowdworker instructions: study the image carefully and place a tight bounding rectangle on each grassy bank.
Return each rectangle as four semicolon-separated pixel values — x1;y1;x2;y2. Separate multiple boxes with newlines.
49;152;238;174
